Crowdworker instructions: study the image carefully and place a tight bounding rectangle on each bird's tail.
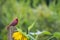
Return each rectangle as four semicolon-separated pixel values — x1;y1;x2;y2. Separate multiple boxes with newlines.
5;25;11;30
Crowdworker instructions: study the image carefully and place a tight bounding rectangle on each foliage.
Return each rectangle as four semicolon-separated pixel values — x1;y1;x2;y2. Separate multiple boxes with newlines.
0;0;60;40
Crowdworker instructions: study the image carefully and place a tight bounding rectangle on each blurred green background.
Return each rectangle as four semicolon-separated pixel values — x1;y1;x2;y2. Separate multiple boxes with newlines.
1;0;60;40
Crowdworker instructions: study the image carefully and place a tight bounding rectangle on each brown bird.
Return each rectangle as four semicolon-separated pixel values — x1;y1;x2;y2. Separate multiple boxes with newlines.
6;17;18;30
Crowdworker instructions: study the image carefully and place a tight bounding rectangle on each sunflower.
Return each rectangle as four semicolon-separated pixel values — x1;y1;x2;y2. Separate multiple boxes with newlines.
12;32;27;40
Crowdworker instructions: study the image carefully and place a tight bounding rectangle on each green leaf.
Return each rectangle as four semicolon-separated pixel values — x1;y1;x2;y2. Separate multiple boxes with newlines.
53;32;60;38
42;31;51;35
28;20;36;32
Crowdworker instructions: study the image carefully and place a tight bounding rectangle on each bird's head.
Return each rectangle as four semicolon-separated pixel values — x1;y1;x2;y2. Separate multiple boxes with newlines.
15;17;18;21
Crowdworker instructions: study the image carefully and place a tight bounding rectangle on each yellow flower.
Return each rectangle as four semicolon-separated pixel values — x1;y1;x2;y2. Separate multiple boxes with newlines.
21;35;27;40
12;32;27;40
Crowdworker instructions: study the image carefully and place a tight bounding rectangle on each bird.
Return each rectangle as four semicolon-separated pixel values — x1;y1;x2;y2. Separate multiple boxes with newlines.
6;17;18;30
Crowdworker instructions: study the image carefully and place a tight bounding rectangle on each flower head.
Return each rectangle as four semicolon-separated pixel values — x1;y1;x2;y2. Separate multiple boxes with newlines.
12;32;27;40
